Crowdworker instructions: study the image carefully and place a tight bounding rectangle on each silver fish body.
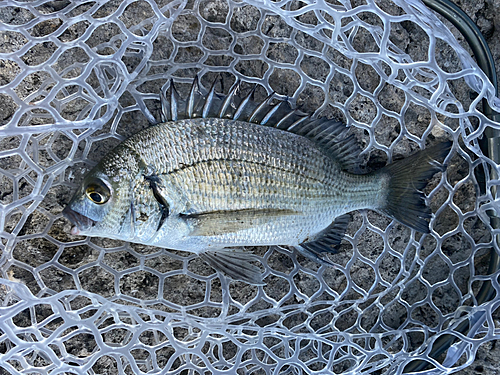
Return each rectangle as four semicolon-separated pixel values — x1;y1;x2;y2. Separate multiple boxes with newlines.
63;78;451;284
114;118;384;250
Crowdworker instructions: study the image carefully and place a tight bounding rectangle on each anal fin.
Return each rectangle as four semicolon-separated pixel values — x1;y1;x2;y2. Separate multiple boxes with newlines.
199;248;265;285
295;214;350;263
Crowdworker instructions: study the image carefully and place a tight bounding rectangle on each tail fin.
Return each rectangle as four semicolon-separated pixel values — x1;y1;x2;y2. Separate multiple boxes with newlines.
378;142;452;233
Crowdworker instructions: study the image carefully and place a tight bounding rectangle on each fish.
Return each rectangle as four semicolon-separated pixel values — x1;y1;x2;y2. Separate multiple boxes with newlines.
62;76;452;285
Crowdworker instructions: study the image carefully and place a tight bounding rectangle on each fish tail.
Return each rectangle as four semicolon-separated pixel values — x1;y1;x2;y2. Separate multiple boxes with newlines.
378;141;452;233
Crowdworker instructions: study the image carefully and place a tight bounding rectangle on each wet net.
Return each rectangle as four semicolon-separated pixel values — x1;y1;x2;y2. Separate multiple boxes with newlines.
1;0;500;373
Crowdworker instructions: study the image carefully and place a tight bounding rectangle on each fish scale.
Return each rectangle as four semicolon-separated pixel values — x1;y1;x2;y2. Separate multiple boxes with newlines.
129;119;374;208
128;119;332;183
124;118;384;248
159;176;363;249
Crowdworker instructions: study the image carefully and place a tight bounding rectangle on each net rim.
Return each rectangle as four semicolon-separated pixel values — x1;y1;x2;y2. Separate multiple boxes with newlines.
1;0;499;373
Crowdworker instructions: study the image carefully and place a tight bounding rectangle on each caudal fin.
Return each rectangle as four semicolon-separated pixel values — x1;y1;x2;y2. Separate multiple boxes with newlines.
378;142;452;233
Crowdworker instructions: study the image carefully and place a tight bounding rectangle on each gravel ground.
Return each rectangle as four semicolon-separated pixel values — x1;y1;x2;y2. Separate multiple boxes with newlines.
0;0;500;373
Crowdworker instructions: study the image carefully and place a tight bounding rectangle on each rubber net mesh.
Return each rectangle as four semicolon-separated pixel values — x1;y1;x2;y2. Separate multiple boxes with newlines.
1;0;500;373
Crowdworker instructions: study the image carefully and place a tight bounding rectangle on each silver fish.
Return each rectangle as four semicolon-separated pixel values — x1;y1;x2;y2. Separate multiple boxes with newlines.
63;77;451;284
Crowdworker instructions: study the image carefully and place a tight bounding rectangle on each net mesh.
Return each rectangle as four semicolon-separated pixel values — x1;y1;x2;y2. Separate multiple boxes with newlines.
1;0;500;373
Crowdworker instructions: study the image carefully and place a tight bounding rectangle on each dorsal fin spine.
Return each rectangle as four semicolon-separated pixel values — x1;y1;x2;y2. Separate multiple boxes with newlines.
219;80;240;118
160;89;168;123
287;115;310;131
203;76;219;119
169;79;179;122
275;109;309;130
248;92;275;123
233;85;256;120
260;101;282;125
187;75;199;118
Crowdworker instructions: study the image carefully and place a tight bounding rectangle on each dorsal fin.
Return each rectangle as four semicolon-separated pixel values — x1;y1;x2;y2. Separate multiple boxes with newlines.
159;76;363;172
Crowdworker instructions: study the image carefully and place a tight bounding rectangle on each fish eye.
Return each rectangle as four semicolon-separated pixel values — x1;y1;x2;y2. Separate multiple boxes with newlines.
85;181;111;205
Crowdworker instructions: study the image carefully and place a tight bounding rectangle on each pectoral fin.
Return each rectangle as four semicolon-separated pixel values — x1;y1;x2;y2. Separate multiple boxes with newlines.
199;249;265;285
181;208;298;237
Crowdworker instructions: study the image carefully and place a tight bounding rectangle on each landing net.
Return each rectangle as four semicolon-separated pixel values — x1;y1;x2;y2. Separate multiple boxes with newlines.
1;0;500;373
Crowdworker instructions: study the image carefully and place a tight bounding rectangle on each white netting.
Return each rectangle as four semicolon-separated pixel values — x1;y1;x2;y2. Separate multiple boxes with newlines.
1;0;500;373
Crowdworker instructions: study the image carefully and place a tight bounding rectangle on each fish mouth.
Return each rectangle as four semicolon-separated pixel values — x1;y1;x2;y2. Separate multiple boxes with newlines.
62;205;96;235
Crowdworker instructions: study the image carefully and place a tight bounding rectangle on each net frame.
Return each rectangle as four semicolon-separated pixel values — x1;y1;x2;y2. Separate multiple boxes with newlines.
0;0;500;374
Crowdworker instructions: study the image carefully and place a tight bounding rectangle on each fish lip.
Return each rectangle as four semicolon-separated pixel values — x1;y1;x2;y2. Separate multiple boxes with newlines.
62;205;95;234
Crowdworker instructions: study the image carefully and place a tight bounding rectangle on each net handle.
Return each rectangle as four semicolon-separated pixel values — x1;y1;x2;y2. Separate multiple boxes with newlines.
404;0;500;372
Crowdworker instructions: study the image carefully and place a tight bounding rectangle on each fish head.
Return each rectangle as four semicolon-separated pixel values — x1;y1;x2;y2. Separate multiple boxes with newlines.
63;147;142;239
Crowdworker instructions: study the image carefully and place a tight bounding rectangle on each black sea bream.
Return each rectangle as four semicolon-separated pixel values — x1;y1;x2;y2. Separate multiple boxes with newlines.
63;77;451;284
